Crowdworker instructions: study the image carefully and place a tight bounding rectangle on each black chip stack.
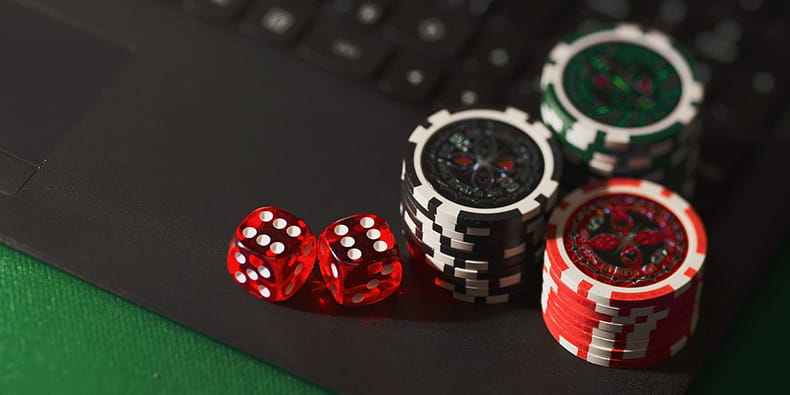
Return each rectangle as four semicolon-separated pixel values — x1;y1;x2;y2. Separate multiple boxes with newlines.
400;107;562;303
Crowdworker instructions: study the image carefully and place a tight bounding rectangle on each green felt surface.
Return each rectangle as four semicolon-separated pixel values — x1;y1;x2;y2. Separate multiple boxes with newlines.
0;246;329;395
1;240;787;394
687;236;790;394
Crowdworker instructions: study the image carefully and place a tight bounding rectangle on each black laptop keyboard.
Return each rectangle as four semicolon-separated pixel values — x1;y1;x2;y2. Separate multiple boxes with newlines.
178;0;789;217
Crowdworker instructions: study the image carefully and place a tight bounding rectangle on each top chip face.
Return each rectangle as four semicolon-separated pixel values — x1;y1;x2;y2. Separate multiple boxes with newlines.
540;24;703;147
562;42;682;128
404;107;561;226
546;178;706;303
562;193;688;287
420;118;545;209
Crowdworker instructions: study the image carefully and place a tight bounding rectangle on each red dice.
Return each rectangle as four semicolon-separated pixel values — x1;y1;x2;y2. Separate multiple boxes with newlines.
318;214;403;306
227;207;316;302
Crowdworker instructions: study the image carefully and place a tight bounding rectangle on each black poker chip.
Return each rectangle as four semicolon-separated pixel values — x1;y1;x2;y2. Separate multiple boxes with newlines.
404;215;535;261
399;181;549;242
400;198;541;253
402;225;538;272
400;107;561;303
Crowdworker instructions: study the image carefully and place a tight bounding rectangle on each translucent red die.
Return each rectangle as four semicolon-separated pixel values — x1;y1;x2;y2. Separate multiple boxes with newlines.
318;214;403;306
227;207;316;302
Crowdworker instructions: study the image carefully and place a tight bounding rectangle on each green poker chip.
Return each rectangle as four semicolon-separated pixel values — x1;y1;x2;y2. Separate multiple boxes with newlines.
588;142;693;174
560;145;698;197
540;23;704;197
540;23;704;152
560;156;695;197
542;85;699;159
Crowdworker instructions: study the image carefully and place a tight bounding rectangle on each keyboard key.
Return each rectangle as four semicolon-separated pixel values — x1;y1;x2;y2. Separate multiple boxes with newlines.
709;42;790;132
652;0;690;33
489;0;574;34
691;20;743;64
181;0;250;22
377;54;444;101
504;76;540;114
436;73;495;109
698;0;787;21
434;0;496;16
462;18;532;77
354;1;390;25
581;0;635;20
672;2;771;64
553;1;663;38
586;0;667;22
298;22;392;78
382;4;476;59
322;0;394;27
239;1;316;45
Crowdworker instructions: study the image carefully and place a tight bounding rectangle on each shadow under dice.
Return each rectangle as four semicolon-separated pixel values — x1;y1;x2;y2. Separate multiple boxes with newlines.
318;214;403;306
227;207;316;302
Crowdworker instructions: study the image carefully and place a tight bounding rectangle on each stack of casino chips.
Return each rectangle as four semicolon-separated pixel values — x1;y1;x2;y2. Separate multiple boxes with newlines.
400;106;562;304
539;23;704;196
541;178;707;368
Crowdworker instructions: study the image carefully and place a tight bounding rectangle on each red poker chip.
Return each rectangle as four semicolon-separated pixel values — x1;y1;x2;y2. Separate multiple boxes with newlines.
542;265;701;367
544;290;697;349
543;287;697;343
544;290;697;343
544;252;703;311
543;286;696;327
545;283;699;332
549;296;696;338
544;268;701;319
543;305;690;360
544;282;699;338
543;306;690;360
543;258;703;310
547;309;693;353
544;179;706;306
542;284;694;338
544;272;700;326
542;309;683;368
543;270;701;329
542;308;686;364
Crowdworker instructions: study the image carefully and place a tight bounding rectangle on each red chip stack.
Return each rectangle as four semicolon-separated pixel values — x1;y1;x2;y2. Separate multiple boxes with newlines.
541;178;707;368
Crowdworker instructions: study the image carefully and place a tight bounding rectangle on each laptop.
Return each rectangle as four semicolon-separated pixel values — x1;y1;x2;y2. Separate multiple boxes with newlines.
1;0;788;393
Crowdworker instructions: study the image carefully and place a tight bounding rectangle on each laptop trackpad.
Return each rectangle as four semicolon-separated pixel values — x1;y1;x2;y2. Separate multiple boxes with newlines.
0;1;131;194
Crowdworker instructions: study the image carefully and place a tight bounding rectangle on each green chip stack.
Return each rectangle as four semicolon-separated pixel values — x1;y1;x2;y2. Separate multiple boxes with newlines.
539;23;704;196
